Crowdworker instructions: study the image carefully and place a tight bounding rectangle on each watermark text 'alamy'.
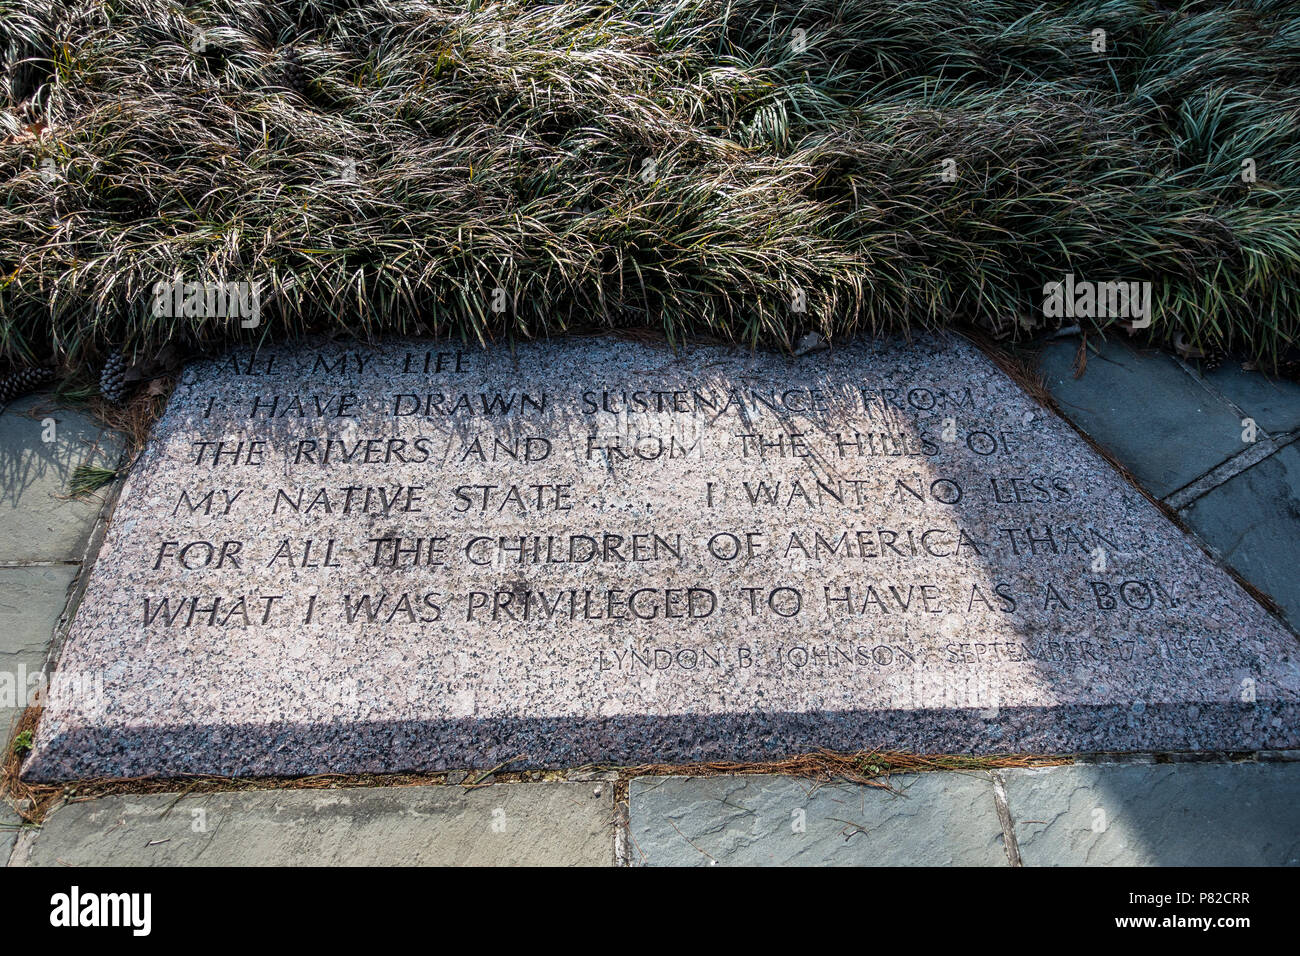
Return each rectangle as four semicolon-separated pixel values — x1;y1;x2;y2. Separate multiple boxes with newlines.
151;278;260;328
1042;273;1151;328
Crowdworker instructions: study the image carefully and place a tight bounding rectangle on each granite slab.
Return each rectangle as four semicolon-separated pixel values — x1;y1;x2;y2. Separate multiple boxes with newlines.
23;335;1300;779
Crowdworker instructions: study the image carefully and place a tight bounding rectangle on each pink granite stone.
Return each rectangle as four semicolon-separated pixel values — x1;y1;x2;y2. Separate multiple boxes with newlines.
22;335;1300;779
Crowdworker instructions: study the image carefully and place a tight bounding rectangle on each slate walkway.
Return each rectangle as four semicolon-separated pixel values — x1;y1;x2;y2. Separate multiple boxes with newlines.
4;353;1300;865
628;761;1300;866
10;782;617;866
1037;336;1300;628
1;394;124;863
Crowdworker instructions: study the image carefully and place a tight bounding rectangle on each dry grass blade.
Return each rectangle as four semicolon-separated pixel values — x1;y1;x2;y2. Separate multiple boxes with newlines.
0;0;1295;373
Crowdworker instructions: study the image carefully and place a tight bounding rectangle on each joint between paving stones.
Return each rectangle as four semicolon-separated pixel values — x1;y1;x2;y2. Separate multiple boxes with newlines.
613;778;632;867
1164;430;1299;511
990;771;1022;867
987;338;1295;629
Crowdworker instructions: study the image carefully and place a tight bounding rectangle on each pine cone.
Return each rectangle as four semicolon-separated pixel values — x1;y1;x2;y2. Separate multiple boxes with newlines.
99;352;131;404
0;366;55;406
281;48;309;95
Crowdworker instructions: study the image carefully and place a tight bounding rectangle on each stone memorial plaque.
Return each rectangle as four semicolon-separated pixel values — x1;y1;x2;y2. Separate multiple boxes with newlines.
23;336;1300;779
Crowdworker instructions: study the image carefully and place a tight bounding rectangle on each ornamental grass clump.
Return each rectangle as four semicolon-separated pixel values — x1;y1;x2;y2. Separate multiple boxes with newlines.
1;0;1297;373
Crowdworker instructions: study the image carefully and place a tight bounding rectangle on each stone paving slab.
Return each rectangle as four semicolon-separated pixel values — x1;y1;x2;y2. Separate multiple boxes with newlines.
1;809;20;865
1192;363;1300;436
0;565;77;737
12;782;615;866
0;395;123;563
1003;762;1300;866
628;773;1007;865
1180;443;1300;628
1037;339;1247;498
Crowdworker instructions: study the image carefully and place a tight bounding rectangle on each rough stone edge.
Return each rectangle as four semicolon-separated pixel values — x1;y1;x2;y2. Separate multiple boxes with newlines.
24;697;1300;782
40;445;130;678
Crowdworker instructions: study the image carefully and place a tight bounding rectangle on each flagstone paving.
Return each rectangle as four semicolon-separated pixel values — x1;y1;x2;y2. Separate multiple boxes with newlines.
0;394;123;738
1194;361;1300;436
627;773;1008;866
0;393;121;747
0;566;78;738
1002;762;1300;866
1035;337;1300;628
0;395;122;868
0;395;122;866
1180;444;1300;628
0;395;124;564
10;782;616;867
1036;338;1254;498
5;352;1300;866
